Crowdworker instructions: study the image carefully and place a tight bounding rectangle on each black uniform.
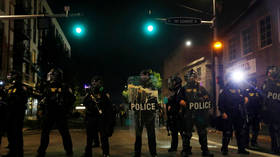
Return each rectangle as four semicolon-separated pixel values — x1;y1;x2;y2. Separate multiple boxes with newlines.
243;87;262;147
262;78;280;154
166;93;182;152
218;83;249;155
166;75;184;152
133;70;158;157
37;69;75;157
180;81;213;157
83;87;114;157
0;85;7;146
5;81;28;157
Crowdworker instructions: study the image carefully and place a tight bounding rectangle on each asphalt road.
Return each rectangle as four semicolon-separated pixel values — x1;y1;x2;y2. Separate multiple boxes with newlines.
0;126;278;157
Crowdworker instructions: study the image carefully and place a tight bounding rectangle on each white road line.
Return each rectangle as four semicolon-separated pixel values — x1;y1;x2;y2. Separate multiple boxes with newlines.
191;137;279;157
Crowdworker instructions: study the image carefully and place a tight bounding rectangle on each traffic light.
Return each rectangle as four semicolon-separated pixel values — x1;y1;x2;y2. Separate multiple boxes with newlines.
73;24;85;37
143;21;157;35
213;41;223;50
213;41;223;54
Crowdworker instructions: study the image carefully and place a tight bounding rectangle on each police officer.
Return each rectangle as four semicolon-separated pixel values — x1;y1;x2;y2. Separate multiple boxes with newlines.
36;68;75;157
82;76;114;157
262;66;280;154
179;69;213;157
166;75;184;152
134;70;157;157
218;77;249;155
3;71;28;157
0;80;7;147
243;78;262;148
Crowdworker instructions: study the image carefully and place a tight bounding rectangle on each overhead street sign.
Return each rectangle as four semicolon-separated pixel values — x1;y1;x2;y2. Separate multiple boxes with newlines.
166;17;202;26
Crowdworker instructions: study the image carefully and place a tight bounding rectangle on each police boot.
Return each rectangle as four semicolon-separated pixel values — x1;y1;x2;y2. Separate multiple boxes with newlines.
181;150;192;157
238;149;250;155
35;152;45;157
66;151;73;157
221;137;230;155
202;150;214;157
82;152;92;157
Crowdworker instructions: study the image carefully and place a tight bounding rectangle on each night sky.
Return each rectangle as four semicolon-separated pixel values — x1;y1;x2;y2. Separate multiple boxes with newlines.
47;0;251;104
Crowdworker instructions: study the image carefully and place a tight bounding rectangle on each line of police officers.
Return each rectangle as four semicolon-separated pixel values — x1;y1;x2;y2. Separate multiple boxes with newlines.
166;66;280;156
1;66;280;157
0;68;116;157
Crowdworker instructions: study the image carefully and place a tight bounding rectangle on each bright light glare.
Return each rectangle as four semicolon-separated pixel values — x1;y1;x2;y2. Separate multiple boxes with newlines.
75;106;86;110
147;25;154;32
231;70;245;82
76;27;82;34
185;41;192;46
213;41;222;49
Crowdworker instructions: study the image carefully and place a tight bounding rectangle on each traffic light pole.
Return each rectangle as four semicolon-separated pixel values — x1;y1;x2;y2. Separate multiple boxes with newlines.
212;0;220;117
0;13;81;20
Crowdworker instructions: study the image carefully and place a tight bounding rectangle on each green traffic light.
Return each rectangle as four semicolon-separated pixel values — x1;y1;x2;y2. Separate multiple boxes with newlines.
144;21;156;35
147;25;154;32
73;24;85;37
75;27;82;34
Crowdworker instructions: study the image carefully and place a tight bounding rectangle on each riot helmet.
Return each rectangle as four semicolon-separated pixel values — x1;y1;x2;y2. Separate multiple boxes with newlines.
7;70;22;84
266;66;279;80
184;69;198;84
168;75;182;91
140;69;151;82
91;75;103;92
47;68;63;83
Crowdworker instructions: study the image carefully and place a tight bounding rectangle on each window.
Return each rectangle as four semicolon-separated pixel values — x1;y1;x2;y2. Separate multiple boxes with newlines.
259;16;272;48
242;28;253;55
228;38;238;61
0;1;4;11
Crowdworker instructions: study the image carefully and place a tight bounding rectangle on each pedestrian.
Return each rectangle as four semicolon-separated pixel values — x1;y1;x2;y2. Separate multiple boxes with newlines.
133;69;158;157
243;78;262;148
82;75;115;157
3;71;28;157
218;75;250;155
262;66;280;154
179;69;214;157
165;75;184;152
36;68;75;157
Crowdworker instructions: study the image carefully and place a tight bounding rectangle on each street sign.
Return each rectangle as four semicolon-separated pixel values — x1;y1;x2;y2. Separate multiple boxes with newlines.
166;17;201;26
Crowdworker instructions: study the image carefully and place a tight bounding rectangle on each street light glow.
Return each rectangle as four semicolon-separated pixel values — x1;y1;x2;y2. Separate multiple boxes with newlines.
185;41;192;47
76;27;82;34
147;25;154;32
213;41;222;49
73;24;85;37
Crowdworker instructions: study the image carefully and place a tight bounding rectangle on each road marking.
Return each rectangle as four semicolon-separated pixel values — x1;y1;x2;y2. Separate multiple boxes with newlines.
192;137;279;157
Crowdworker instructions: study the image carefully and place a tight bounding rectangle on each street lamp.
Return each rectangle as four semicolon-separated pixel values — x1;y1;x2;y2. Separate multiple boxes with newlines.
185;40;192;47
